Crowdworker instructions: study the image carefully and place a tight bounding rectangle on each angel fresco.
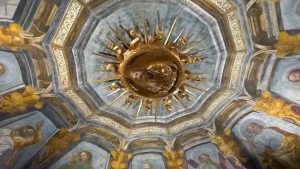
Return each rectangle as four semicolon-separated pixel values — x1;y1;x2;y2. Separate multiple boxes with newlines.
236;118;300;169
0;120;43;169
58;151;94;169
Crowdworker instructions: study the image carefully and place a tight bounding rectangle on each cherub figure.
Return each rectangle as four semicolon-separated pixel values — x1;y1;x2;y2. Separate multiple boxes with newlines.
0;86;43;113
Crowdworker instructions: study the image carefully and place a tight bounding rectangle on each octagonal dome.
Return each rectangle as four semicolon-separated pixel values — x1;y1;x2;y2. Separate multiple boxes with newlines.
73;0;226;122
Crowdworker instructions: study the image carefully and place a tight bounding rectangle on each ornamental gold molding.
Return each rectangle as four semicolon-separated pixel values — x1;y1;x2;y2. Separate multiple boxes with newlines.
53;48;71;89
65;89;92;117
203;89;234;117
229;52;245;89
169;116;204;133
227;11;246;51
87;115;130;136
131;127;168;136
53;1;82;46
210;0;233;13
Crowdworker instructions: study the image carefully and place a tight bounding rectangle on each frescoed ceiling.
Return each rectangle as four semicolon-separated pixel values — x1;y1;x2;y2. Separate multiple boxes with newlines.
0;0;300;169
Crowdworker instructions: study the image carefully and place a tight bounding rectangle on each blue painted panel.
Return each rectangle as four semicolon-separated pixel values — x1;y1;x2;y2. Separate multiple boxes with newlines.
0;51;24;94
186;143;236;169
49;141;110;169
0;111;57;169
280;0;300;31
232;112;300;169
130;153;166;169
270;56;300;104
0;0;21;19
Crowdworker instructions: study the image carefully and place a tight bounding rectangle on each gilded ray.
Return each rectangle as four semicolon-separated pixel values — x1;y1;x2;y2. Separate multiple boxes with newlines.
173;94;187;109
185;89;197;97
155;99;159;121
173;28;186;43
164;17;178;45
107;89;121;96
153;18;157;37
126;101;134;110
140;12;149;43
101;84;114;89
120;25;133;40
92;52;119;61
107;37;124;50
150;101;153;115
102;44;117;53
136;98;144;118
93;77;120;83
109;26;130;49
190;48;207;55
110;91;128;105
160;18;164;31
182;41;201;54
184;83;206;92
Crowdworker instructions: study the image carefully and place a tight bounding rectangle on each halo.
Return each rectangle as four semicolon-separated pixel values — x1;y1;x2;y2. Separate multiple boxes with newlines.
237;117;268;139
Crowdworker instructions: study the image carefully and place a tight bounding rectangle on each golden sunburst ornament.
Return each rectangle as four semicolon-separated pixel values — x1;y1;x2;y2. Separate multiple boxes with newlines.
93;14;208;119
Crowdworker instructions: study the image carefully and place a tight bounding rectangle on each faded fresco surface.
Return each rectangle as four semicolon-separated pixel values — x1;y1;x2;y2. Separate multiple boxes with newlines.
1;0;300;169
232;112;300;169
49;141;110;169
0;0;21;19
0;51;23;94
186;143;237;169
130;153;166;169
0;111;57;169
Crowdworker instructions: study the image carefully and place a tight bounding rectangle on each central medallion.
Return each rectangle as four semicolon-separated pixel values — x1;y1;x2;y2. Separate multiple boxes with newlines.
119;43;185;98
93;15;208;117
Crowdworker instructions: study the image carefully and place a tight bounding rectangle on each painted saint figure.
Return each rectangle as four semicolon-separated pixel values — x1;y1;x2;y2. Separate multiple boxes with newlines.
244;122;300;169
288;69;300;82
125;63;178;95
0;121;43;168
59;151;94;169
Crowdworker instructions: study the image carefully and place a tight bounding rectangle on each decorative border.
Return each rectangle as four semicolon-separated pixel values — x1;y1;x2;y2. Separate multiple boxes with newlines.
53;1;82;46
65;89;92;117
53;48;70;89
227;11;246;51
229;52;245;89
210;0;233;12
88;115;130;136
50;0;248;137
